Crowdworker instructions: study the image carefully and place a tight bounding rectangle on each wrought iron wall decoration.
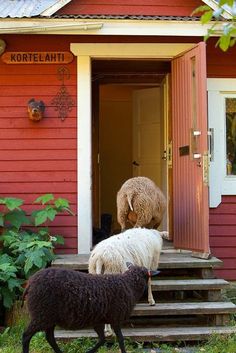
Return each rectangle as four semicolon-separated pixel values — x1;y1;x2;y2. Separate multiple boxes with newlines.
51;66;75;121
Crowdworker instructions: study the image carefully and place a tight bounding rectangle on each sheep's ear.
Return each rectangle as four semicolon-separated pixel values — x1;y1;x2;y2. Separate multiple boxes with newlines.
148;270;161;277
126;262;134;269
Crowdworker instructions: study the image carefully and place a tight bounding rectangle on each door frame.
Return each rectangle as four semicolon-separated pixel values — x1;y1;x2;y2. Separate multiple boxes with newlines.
70;43;196;254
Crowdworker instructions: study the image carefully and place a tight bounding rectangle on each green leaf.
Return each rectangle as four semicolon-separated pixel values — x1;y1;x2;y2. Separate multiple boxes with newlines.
52;235;65;245
32;254;43;268
191;5;211;16
230;37;236;46
33;210;48;226
34;194;54;205
54;198;70;209
24;257;34;274
0;212;4;226
46;208;57;221
219;0;234;6
1;287;14;308
219;34;231;51
5;209;30;230
4;197;24;211
201;10;213;24
7;277;23;291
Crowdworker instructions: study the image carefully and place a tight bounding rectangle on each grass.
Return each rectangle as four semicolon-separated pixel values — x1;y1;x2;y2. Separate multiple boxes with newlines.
1;322;236;353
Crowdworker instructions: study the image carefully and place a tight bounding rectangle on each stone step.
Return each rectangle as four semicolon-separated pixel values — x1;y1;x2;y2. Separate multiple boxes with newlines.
151;278;229;291
132;301;236;316
55;325;236;342
52;252;222;271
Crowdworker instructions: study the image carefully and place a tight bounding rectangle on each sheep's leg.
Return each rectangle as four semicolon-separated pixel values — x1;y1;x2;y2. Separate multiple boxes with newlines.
104;323;114;337
148;277;155;306
45;327;63;353
117;196;130;231
87;323;106;353
22;322;40;353
159;231;169;240
112;325;126;353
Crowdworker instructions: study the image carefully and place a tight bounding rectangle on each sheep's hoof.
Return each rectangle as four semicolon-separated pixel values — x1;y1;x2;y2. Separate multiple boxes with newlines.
160;231;170;240
149;301;156;306
105;329;114;337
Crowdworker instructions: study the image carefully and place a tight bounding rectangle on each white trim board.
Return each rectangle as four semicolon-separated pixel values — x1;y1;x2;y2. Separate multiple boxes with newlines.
71;42;196;254
207;78;236;208
0;18;224;36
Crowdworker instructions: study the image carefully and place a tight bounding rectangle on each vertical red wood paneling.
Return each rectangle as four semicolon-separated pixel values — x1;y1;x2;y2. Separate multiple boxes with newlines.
0;35;78;254
172;43;209;254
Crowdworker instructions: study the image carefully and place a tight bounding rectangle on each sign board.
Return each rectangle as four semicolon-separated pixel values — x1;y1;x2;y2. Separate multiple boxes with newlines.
1;52;74;64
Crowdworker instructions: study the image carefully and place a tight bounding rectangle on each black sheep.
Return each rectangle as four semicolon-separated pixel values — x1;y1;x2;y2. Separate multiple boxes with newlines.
22;265;158;353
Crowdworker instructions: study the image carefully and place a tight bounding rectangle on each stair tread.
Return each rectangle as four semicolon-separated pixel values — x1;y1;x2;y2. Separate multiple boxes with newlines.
55;326;236;342
151;278;229;291
52;253;222;270
132;301;236;316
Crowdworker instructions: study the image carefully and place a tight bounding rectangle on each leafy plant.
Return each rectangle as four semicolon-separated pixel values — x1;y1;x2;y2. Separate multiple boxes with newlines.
192;0;236;51
0;194;74;309
0;254;23;309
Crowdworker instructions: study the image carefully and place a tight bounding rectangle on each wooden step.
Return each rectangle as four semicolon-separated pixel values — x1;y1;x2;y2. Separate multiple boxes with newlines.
132;302;236;316
55;326;236;342
52;252;222;271
151;278;229;291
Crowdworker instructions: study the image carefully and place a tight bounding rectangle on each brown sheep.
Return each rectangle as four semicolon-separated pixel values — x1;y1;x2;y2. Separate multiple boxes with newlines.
117;176;167;231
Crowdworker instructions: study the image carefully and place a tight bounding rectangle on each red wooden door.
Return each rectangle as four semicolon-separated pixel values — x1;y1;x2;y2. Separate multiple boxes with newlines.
172;43;210;256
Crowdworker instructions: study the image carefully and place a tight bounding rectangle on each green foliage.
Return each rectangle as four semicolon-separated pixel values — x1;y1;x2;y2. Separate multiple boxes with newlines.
0;194;74;309
193;0;236;51
0;255;23;309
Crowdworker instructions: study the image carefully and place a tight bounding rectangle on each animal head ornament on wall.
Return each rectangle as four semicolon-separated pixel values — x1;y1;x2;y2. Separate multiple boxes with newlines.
0;39;6;56
27;98;45;121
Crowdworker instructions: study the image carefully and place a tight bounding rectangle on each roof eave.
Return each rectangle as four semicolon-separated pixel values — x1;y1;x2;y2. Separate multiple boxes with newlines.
0;18;225;37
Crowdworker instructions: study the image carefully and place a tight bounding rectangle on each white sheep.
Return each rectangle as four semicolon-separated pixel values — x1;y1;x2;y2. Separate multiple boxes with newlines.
116;176;167;231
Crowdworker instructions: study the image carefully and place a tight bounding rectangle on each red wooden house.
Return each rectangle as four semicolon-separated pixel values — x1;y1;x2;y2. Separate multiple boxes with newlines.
1;0;236;282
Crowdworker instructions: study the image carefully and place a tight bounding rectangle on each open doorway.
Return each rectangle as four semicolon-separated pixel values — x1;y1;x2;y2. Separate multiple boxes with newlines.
92;59;172;241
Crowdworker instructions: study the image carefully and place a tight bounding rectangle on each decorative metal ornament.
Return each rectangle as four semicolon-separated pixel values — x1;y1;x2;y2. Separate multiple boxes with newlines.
51;66;75;121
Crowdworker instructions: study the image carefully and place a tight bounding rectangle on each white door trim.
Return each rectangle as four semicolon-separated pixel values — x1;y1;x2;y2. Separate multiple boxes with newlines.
71;42;196;254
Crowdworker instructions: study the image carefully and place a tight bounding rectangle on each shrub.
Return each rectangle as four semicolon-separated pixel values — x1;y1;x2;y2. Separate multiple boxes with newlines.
0;194;74;309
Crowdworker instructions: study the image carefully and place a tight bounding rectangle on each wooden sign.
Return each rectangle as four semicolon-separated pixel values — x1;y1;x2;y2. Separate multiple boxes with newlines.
1;51;74;64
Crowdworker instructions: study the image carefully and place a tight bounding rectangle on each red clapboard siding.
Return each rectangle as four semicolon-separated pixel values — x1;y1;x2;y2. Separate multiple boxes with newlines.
0;118;77;128
3;183;76;194
0;161;76;172
0;35;78;253
210;196;236;280
0;171;76;182
210;225;236;236
0;194;77;205
58;0;202;16
207;39;236;78
0;139;76;150
0;129;76;139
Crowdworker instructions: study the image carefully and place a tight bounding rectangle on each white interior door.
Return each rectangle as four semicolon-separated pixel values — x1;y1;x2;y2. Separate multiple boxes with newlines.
133;87;168;229
133;87;162;186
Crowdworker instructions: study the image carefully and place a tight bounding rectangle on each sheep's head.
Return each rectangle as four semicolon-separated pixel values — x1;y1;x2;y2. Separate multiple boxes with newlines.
126;262;160;278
